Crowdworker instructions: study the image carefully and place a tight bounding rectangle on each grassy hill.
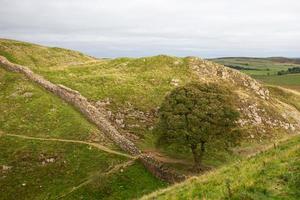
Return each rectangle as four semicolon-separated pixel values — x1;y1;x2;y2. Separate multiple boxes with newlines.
142;135;300;200
1;39;300;199
0;38;94;69
0;62;166;200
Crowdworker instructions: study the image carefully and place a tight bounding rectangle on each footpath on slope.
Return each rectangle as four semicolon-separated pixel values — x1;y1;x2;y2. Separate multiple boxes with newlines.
2;133;134;159
0;55;185;183
56;160;136;199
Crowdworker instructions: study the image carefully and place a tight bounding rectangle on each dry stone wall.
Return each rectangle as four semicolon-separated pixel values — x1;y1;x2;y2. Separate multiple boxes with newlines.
0;55;184;183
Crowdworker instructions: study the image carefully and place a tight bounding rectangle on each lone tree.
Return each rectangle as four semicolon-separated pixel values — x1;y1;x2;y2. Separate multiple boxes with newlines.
156;82;240;170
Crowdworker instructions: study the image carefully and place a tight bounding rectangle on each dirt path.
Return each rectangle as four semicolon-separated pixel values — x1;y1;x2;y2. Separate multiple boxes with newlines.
56;159;136;199
2;133;134;159
144;150;192;165
49;59;105;71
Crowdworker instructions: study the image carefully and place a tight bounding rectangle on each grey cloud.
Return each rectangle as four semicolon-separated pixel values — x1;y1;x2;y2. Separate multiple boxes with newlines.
0;0;299;58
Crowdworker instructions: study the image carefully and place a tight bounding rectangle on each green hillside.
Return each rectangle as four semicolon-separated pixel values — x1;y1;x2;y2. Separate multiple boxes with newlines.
1;39;300;199
0;66;166;200
142;135;300;200
0;38;94;69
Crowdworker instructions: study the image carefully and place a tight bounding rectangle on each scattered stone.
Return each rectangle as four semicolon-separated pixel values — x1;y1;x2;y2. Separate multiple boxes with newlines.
2;165;12;172
173;60;182;65
22;92;33;98
170;79;180;86
46;158;55;163
95;98;111;107
115;118;125;127
290;124;296;131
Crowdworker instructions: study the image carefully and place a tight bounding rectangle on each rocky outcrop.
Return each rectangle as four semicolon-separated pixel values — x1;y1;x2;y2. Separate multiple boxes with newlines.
0;55;184;183
186;57;300;135
187;57;270;100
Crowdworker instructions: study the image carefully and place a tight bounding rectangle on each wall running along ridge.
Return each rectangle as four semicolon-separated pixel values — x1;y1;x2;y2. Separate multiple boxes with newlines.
0;56;185;183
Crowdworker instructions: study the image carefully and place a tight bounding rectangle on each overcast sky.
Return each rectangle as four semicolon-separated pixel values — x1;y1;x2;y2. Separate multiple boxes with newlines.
0;0;299;58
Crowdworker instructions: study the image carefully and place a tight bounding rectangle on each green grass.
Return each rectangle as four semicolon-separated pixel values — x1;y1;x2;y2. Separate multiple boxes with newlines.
36;56;198;111
65;162;167;200
0;68;99;141
1;39;300;199
33;56;200;142
142;135;300;200
213;57;300;92
254;74;300;91
0;38;93;69
0;136;128;200
0;67;167;200
267;86;300;111
212;57;298;76
2;40;298;168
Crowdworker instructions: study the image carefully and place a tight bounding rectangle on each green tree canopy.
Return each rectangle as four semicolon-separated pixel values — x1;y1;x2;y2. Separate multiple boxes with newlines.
156;82;241;170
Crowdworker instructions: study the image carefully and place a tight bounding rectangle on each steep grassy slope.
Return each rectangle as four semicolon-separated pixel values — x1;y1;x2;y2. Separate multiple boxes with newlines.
37;56;199;111
142;135;300;200
0;68;166;199
0;136;127;200
0;68;103;141
0;38;94;69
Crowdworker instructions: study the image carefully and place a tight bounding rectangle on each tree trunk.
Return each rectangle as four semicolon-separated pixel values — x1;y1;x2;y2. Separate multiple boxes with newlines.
191;142;205;171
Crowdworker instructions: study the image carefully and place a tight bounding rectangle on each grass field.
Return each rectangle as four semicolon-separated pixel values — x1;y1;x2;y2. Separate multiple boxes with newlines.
142;135;300;200
213;57;300;92
254;74;300;91
212;57;298;76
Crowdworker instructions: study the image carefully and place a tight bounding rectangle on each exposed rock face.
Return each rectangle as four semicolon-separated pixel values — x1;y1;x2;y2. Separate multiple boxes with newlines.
237;101;297;132
93;100;157;141
187;57;299;135
187;57;270;100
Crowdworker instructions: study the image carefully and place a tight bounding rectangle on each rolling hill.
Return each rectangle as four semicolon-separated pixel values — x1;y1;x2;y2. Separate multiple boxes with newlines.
1;39;299;199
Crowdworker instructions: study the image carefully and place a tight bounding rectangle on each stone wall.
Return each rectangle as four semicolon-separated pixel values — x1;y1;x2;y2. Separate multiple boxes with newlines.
0;56;184;183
